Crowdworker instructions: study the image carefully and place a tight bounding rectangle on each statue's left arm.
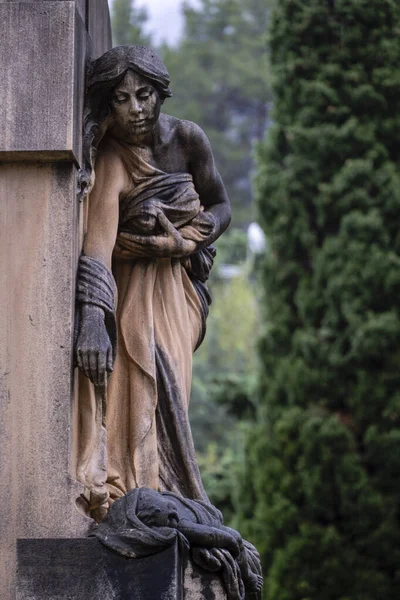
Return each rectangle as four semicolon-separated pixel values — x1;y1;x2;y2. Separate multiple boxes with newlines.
186;121;231;250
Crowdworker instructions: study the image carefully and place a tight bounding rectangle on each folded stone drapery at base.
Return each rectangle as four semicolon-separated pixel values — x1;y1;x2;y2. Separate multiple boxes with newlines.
16;492;262;600
93;488;263;600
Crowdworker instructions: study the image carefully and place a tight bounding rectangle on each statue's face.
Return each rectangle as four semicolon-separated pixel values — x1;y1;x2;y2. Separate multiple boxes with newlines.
110;70;161;142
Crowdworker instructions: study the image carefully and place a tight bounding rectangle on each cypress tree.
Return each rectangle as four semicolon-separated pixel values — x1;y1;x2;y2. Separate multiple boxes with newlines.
240;1;400;598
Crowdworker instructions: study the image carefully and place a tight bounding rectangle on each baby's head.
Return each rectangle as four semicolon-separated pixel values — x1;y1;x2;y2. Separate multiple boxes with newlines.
128;200;161;235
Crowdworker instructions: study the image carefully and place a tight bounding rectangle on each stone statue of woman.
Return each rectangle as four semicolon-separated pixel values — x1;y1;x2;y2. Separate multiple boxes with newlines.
74;45;231;521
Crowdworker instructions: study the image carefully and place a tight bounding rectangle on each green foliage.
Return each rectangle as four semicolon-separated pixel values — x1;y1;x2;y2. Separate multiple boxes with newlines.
213;228;248;266
111;0;151;46
189;230;260;520
192;373;257;525
201;267;259;375
239;0;400;597
161;0;271;227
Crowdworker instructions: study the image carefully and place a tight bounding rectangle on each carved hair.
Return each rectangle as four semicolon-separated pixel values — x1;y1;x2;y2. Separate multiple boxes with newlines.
78;45;172;198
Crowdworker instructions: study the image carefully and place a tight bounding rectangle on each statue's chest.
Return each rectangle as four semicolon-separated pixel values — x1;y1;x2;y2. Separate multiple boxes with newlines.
153;139;189;174
131;145;155;166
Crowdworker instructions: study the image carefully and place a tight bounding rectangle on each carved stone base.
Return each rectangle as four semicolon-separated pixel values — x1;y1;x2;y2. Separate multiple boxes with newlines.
183;554;227;600
16;538;227;600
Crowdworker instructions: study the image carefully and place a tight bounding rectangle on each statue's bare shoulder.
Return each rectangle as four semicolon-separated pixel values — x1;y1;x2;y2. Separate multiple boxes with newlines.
159;113;212;156
158;113;227;211
92;140;130;198
96;137;122;168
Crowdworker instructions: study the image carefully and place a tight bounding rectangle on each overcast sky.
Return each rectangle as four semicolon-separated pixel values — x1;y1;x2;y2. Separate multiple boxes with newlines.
108;0;186;45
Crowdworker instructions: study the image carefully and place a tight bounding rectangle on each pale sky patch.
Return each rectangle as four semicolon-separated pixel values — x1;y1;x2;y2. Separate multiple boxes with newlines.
108;0;188;46
138;0;184;45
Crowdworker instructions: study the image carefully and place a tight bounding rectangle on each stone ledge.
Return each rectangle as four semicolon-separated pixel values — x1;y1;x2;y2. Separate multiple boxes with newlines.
16;538;183;600
0;150;75;162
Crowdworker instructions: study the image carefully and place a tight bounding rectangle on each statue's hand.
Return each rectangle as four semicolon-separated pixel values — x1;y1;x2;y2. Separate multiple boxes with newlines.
189;208;216;238
117;213;197;259
76;305;113;386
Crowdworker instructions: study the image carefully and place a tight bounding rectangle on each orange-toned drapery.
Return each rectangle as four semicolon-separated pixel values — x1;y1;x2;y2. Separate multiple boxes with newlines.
75;139;212;519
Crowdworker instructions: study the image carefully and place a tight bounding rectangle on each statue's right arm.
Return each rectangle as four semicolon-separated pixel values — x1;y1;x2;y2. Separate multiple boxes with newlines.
76;148;128;386
84;148;127;268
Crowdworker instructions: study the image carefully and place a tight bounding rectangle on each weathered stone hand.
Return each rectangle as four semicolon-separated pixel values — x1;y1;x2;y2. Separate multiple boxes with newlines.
76;305;113;386
189;208;216;238
116;212;197;259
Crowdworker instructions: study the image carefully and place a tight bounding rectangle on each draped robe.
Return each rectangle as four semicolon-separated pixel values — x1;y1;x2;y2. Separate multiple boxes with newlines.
75;137;213;518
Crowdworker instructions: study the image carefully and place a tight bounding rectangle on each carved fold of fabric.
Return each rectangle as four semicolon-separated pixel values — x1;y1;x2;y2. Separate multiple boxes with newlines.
93;489;262;600
119;172;200;233
107;138;215;351
187;246;215;350
105;256;209;502
75;254;118;363
189;246;216;283
107;136;213;246
92;488;187;559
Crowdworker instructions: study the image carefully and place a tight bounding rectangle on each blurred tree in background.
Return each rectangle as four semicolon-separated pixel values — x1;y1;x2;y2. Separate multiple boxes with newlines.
190;237;260;523
237;0;400;598
111;0;151;46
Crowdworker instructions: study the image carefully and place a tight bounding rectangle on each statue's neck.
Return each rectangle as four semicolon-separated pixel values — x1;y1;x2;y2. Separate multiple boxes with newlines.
109;121;160;150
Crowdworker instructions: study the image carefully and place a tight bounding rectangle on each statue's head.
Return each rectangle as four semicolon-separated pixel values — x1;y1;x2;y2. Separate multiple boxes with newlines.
87;45;172;125
79;45;172;196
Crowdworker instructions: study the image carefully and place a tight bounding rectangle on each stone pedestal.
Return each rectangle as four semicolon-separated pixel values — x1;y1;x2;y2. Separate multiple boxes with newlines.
0;2;112;598
16;539;183;600
16;539;228;600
